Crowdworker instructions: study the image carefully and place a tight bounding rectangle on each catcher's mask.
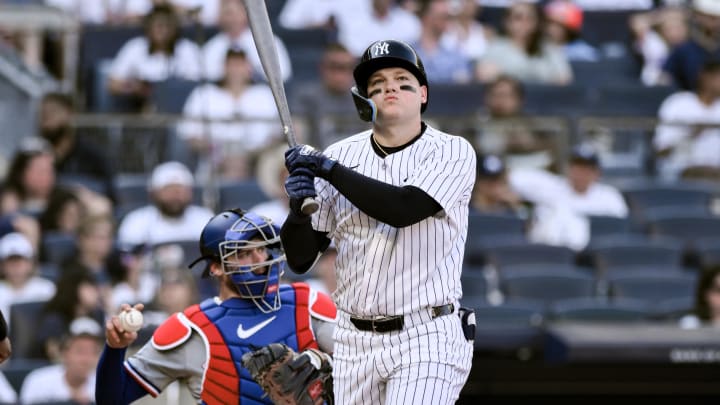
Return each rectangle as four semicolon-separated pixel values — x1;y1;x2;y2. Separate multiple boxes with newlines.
189;209;285;313
351;39;428;121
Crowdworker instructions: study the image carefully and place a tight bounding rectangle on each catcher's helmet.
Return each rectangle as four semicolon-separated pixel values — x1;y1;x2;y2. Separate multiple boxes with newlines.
189;209;285;313
352;39;429;113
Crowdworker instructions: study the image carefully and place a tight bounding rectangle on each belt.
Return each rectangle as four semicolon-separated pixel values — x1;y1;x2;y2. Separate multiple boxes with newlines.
349;303;454;333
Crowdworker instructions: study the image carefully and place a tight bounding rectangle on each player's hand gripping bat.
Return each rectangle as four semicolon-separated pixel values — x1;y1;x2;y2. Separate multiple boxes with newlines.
243;0;319;215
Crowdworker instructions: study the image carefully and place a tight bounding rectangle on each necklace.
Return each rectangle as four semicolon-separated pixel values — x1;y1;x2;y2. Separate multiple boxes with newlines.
372;134;390;157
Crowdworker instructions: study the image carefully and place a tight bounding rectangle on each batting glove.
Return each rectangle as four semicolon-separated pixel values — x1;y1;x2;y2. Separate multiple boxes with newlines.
285;168;316;216
285;145;337;180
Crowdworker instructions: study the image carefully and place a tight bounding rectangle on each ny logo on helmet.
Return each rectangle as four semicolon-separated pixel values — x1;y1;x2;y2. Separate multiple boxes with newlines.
372;41;390;57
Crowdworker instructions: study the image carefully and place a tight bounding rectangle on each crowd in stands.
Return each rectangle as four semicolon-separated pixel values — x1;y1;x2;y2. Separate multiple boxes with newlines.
0;0;719;403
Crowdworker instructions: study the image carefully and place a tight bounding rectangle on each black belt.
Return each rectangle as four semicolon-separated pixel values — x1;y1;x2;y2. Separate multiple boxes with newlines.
350;303;454;333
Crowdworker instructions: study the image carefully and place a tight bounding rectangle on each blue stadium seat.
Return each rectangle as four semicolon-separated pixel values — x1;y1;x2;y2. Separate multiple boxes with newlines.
647;213;720;247
500;270;596;306
587;215;631;241
465;212;528;252
549;297;652;323
461;272;489;301
8;301;46;360
609;271;697;305
217;179;270;211
587;237;685;277
475;242;576;269
150;78;199;114
591;84;675;116
693;237;720;269
620;181;715;218
424;83;485;117
462;297;545;353
523;83;591;116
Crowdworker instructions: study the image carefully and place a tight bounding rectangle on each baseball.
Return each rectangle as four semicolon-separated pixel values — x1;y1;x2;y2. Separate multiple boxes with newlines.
119;309;144;332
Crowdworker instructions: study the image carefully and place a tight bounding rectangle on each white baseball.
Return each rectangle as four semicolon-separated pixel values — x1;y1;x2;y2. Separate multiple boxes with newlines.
119;309;144;332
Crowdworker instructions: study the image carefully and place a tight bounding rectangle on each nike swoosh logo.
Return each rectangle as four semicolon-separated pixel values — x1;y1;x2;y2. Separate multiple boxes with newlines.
237;316;277;339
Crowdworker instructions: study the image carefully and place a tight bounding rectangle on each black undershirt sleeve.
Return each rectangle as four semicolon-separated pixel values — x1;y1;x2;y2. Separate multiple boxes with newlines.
0;310;7;340
328;164;442;227
280;162;442;274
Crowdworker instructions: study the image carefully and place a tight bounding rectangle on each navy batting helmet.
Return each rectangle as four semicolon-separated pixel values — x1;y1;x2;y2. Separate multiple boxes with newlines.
352;39;429;113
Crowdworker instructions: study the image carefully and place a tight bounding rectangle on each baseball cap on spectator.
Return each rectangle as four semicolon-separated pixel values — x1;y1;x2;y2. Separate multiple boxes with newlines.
569;144;600;166
477;155;507;179
0;232;34;260
694;0;720;16
61;316;104;348
148;161;194;190
544;0;583;32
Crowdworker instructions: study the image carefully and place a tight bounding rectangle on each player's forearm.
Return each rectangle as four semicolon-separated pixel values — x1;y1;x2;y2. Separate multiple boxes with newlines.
280;213;329;273
95;345;147;405
328;164;442;227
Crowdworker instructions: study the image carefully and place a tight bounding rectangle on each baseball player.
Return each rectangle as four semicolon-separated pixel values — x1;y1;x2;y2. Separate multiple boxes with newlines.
281;39;476;404
95;209;336;404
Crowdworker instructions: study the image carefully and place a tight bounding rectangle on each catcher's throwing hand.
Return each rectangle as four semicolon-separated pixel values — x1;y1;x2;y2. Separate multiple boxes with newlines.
105;303;145;349
242;343;334;405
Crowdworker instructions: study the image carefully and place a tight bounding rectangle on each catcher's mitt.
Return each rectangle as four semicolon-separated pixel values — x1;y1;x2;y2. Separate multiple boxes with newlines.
241;343;334;405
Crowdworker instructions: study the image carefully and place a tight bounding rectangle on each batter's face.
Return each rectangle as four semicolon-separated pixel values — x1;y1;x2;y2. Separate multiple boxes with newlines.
366;67;426;122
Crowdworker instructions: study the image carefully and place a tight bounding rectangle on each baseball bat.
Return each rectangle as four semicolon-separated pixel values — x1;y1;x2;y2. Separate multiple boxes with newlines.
242;0;319;215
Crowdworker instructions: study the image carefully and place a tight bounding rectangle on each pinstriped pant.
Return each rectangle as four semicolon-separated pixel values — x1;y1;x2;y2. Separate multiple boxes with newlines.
333;308;473;405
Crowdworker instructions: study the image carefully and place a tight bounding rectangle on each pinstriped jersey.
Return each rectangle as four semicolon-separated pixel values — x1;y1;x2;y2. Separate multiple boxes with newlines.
312;124;476;317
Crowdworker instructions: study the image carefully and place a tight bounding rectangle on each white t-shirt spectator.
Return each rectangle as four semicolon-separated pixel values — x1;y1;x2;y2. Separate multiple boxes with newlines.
0;277;56;321
20;364;95;404
334;3;421;56
117;205;213;247
0;372;16;404
177;83;281;148
509;168;629;218
277;0;340;29
653;91;720;179
109;37;202;82
202;31;292;82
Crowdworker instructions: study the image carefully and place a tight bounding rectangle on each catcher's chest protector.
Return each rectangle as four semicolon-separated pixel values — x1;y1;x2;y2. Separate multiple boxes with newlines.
184;284;319;405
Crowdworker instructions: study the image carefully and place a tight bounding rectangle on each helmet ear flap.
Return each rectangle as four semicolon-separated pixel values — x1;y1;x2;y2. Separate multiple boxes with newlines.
351;86;377;122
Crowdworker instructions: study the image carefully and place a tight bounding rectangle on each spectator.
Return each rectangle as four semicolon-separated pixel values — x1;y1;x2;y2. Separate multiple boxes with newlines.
249;144;290;227
38;186;84;236
441;0;494;62
178;47;282;181
411;0;473;83
20;317;103;404
277;0;340;30
290;42;363;148
543;0;600;62
141;267;198;328
509;144;628;250
0;370;15;404
38;92;116;202
0;137;57;218
120;0;221;26
107;244;158;314
0;213;41;255
470;154;528;217
35;270;107;361
108;5;202;111
679;265;720;328
117;161;213;247
630;6;689;86
653;60;720;180
477;75;556;170
663;0;720;90
0;232;56;325
476;1;572;85
202;0;292;82
60;215;116;287
334;0;421;56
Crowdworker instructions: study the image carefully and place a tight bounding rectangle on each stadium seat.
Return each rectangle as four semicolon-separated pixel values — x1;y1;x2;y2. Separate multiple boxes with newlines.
8;301;46;360
150;78;199;114
461;272;489;301
609;271;697;305
424;82;485;117
39;232;77;267
217;179;270;211
473;242;576;269
592;84;675;116
523;83;591;116
587;236;685;277
587;215;631;241
500;270;596;305
465;212;528;252
462;297;545;354
620;181;715;218
647;213;720;248
693;237;720;269
549;297;652;323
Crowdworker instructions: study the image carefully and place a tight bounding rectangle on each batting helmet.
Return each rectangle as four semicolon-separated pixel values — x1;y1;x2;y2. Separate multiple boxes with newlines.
351;39;429;120
189;209;285;313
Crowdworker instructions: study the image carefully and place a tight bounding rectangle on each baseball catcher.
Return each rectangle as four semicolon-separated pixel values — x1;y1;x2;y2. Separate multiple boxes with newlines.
242;343;334;405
